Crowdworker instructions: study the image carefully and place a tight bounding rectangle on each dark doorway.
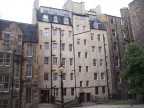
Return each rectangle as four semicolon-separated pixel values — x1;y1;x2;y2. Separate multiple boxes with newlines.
118;90;122;99
79;93;85;103
41;90;49;103
87;93;90;102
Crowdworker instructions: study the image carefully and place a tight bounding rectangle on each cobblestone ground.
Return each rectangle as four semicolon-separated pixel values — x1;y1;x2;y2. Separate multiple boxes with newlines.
74;105;144;108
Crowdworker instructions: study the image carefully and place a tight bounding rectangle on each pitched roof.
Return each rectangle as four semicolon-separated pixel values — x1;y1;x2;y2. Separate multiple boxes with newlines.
0;19;38;42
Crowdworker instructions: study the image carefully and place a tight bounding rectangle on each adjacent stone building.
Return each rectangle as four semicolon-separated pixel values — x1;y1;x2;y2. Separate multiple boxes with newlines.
0;19;38;108
129;0;144;47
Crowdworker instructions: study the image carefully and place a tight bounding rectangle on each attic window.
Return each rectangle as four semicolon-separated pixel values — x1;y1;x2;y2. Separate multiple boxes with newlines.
93;22;98;29
64;17;69;24
53;15;58;23
43;15;49;22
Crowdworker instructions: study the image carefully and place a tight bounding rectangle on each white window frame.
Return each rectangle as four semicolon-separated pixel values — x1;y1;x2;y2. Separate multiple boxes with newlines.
101;73;105;80
80;81;83;87
97;34;100;41
114;42;118;51
77;25;79;31
53;29;57;36
100;59;103;66
15;80;20;89
26;65;32;77
92;46;96;53
53;43;57;51
26;88;32;103
3;33;10;45
53;73;58;80
91;33;94;40
86;66;88;72
85;52;88;58
55;88;58;97
27;43;33;57
64;17;69;24
70;58;73;65
53;15;58;23
86;81;89;87
44;42;49;50
62;58;65;66
93;59;96;66
62;73;66;80
77;39;80;44
44;73;48;80
61;43;65;51
0;76;2;92
53;57;57;65
69;44;72;51
43;15;49;22
79;66;81;72
44;57;49;64
115;56;119;67
71;88;74;96
78;52;81;58
44;28;49;36
112;29;116;37
98;47;102;53
0;53;4;66
5;53;11;66
18;35;22;45
3;76;9;92
69;31;72;38
83;26;85;31
84;39;86;45
94;73;98;80
61;30;65;37
70;73;74;80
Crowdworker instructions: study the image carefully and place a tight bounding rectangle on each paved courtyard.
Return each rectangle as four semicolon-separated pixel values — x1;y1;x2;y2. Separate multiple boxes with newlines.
73;105;144;108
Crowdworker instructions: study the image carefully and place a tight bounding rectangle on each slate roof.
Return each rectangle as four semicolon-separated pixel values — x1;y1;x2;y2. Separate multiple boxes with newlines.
37;10;72;25
0;19;38;42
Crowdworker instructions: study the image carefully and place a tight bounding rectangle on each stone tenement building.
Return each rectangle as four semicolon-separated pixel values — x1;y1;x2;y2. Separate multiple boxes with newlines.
90;7;128;99
32;0;111;107
1;0;139;108
0;20;38;108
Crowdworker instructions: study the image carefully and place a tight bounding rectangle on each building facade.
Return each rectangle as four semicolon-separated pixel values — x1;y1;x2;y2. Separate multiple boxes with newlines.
94;8;128;99
128;0;144;47
0;20;38;108
32;0;111;106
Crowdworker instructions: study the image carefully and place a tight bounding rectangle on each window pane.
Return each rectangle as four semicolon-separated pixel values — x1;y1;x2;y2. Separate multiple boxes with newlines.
26;88;32;103
26;65;32;77
5;53;11;65
27;43;33;57
0;52;4;65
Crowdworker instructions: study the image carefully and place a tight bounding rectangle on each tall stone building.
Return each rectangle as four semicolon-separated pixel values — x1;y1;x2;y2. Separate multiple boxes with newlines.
31;0;111;106
0;20;38;108
128;0;144;47
92;7;127;99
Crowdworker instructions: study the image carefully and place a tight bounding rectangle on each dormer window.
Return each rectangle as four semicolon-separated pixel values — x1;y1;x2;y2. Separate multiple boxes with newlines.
42;15;49;22
93;22;98;29
53;15;58;23
3;33;10;45
64;17;69;24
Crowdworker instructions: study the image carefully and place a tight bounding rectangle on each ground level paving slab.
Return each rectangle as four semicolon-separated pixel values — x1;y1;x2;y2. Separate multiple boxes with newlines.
73;105;144;108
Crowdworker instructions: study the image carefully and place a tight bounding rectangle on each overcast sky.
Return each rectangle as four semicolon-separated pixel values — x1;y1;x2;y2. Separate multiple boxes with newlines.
0;0;133;23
